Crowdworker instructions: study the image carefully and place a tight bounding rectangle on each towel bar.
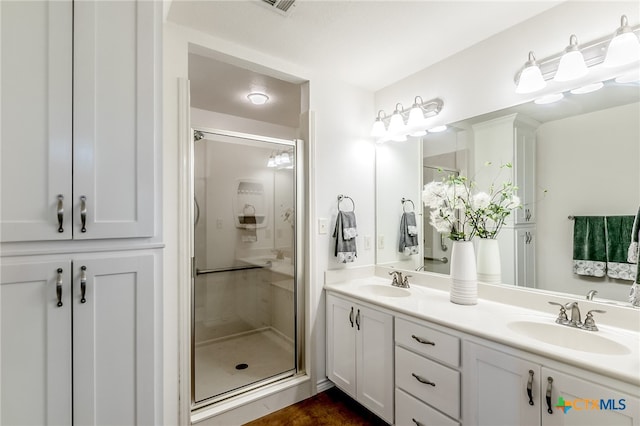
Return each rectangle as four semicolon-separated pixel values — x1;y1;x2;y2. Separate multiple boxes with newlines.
401;198;415;212
337;194;355;212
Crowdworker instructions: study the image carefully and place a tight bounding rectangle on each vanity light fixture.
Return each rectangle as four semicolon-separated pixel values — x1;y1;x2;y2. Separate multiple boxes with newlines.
514;15;640;94
515;52;547;94
267;149;293;169
603;15;640;68
554;35;588;82
247;92;269;105
267;154;277;168
370;97;444;143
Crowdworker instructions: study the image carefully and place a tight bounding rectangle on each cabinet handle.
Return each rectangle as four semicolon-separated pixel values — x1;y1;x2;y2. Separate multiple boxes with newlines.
545;376;554;414
527;369;534;406
80;196;87;233
57;195;65;233
80;266;87;303
411;334;435;346
355;309;361;330
56;268;64;307
412;419;424;426
349;307;354;328
411;373;435;387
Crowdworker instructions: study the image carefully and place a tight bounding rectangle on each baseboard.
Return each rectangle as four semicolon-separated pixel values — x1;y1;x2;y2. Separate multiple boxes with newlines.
316;377;334;393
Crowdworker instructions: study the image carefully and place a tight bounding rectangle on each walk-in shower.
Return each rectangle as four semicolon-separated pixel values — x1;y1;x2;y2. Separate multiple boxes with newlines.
191;128;303;407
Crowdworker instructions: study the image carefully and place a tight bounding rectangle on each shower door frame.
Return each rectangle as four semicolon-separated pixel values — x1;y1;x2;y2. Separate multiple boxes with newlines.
187;126;306;410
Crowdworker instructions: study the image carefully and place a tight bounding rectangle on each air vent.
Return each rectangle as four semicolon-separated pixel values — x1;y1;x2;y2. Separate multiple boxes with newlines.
259;0;297;16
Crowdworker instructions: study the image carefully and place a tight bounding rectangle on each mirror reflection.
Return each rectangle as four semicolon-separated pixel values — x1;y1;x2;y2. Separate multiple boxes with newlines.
376;80;640;303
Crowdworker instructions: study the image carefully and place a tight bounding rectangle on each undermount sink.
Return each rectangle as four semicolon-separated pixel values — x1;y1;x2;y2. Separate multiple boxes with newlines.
361;284;411;298
507;320;630;355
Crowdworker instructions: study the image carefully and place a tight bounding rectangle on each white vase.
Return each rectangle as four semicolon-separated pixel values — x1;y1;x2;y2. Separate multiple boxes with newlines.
450;240;478;305
476;238;502;285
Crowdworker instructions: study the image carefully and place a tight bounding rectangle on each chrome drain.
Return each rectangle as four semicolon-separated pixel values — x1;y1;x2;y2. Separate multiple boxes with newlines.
235;363;248;370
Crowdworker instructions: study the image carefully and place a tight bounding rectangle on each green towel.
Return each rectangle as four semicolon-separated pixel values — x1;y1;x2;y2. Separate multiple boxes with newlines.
573;216;607;262
605;216;635;263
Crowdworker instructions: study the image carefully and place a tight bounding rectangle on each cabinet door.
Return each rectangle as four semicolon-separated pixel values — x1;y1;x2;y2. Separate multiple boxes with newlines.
73;254;156;425
326;294;357;398
542;367;639;426
73;0;156;239
356;305;394;423
463;342;540;426
0;0;73;242
0;260;72;425
514;123;536;225
515;227;536;288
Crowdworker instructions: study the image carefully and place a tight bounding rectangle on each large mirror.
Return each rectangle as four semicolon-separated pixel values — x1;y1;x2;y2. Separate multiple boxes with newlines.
376;80;640;304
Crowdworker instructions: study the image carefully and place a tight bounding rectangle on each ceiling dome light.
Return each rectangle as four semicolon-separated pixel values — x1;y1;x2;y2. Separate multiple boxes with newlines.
534;93;564;104
370;110;387;138
570;82;604;94
554;35;588;82
603;15;640;68
247;92;269;105
515;51;547;94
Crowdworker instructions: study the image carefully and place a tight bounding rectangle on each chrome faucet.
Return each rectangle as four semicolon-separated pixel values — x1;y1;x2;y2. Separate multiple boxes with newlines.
586;290;598;301
389;270;408;288
548;301;605;331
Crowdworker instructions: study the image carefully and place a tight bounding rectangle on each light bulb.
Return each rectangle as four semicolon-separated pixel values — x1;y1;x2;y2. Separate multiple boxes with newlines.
515;52;547;94
554;35;588;82
388;104;406;139
370;119;386;138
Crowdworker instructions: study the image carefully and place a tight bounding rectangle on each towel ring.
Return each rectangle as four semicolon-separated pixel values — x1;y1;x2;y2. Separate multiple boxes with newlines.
402;198;415;213
337;195;355;212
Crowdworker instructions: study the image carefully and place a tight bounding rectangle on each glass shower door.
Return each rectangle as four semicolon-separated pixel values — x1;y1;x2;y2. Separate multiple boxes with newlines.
192;130;298;405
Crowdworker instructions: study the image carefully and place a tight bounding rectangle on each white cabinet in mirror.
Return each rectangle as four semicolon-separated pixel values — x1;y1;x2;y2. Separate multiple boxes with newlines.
375;81;640;304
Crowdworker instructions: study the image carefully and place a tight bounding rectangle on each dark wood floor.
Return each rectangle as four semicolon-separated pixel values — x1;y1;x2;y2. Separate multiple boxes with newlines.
243;386;389;426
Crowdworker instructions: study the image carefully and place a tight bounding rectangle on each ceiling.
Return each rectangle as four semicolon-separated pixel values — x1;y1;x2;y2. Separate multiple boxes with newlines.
168;0;565;125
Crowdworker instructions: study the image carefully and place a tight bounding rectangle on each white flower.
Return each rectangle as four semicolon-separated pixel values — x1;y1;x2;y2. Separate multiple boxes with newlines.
472;192;491;210
446;183;468;210
504;195;521;210
429;210;452;233
422;181;447;208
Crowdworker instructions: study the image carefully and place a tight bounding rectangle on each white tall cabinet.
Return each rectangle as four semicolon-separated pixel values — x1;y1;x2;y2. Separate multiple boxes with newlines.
0;0;161;424
473;113;539;287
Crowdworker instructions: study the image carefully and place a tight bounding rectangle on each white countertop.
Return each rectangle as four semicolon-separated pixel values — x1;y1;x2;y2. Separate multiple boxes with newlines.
324;274;640;389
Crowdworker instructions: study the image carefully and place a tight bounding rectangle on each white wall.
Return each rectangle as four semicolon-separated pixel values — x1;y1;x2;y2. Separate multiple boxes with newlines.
163;20;375;425
536;102;640;301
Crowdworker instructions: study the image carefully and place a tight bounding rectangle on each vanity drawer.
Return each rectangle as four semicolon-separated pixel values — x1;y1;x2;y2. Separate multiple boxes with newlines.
396;388;460;426
396;346;460;419
395;317;460;367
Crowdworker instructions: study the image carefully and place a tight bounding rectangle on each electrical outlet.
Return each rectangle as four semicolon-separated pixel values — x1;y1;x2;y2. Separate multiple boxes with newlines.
378;235;385;249
364;235;372;250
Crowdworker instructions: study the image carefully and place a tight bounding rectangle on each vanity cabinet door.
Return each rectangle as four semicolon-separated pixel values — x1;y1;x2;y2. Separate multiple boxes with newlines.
541;367;640;426
463;341;541;426
326;293;357;398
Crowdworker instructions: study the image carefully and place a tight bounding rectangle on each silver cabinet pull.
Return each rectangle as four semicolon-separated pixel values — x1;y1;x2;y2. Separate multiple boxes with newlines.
80;266;87;303
355;309;361;330
57;195;65;233
527;369;534;406
411;334;435;346
545;376;554;414
411;373;435;386
56;268;64;307
80;196;87;233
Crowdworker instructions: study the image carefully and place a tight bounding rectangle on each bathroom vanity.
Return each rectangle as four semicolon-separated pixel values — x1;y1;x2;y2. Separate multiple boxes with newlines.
325;268;640;426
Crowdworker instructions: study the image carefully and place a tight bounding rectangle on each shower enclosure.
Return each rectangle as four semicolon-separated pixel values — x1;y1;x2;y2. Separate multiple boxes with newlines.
191;129;302;406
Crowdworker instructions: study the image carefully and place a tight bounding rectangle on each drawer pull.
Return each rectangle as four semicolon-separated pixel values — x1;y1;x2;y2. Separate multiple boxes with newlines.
355;309;361;330
412;419;424;426
527;369;534;406
411;334;435;346
412;373;435;387
349;307;354;327
545;376;554;414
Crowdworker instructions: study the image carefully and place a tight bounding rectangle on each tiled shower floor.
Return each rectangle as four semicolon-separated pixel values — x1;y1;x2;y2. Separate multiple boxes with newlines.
194;327;295;402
